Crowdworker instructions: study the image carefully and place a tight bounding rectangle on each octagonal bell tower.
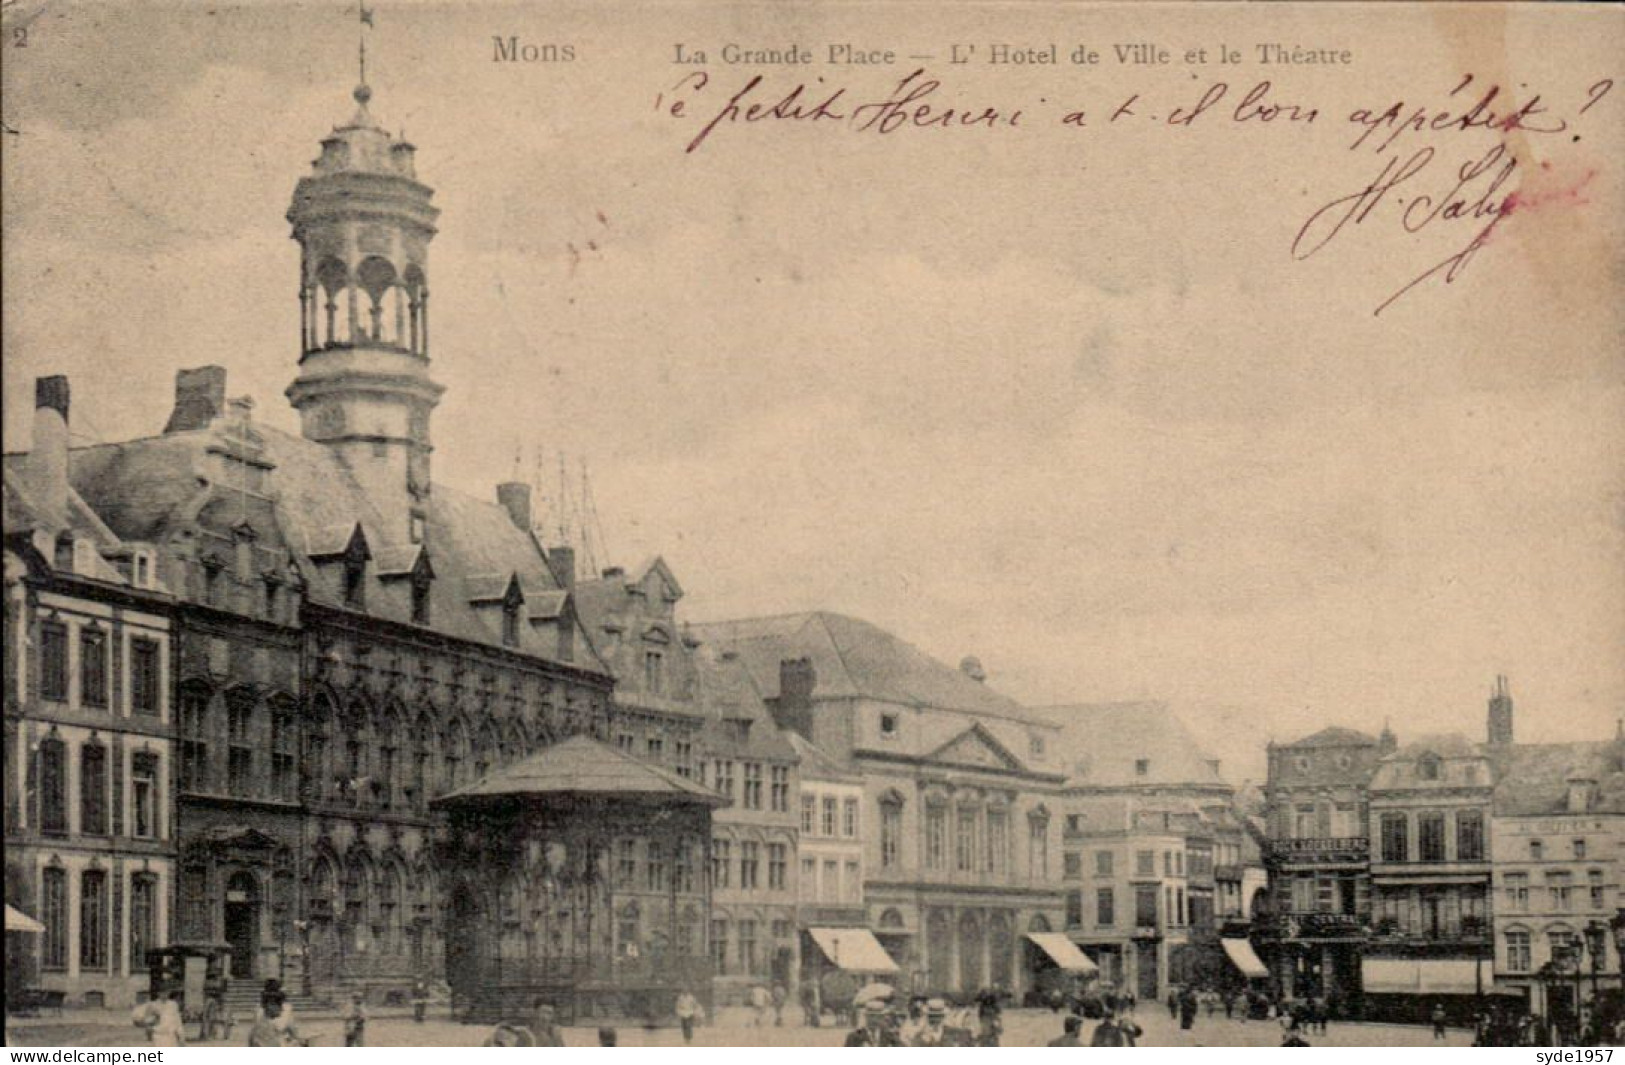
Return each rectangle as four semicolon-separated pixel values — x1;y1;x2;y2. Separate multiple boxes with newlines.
286;80;443;543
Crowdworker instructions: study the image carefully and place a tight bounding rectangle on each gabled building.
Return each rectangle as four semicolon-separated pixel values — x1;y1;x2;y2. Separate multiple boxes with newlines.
1363;733;1495;1022
1488;687;1625;1028
4;380;176;1008
694;613;1067;997
1039;702;1267;998
1258;724;1386;1010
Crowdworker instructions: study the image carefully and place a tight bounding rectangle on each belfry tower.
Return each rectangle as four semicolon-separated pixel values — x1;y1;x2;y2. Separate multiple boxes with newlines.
286;73;442;544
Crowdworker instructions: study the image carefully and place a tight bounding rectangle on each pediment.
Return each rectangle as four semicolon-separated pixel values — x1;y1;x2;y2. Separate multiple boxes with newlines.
927;723;1024;772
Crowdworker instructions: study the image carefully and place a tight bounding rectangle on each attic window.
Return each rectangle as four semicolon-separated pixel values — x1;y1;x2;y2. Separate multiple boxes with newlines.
1135;758;1150;777
1418;755;1441;781
343;556;366;609
1030;736;1046;757
502;599;520;647
411;574;431;626
880;712;899;739
132;551;153;589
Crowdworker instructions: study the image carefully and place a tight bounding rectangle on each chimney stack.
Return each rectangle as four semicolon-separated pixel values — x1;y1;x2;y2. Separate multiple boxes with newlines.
548;546;576;592
1487;674;1514;747
959;655;986;682
775;657;817;739
496;481;532;532
30;376;71;522
164;366;227;433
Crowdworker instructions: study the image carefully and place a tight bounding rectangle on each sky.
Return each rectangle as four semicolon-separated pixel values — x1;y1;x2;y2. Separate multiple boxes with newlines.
4;1;1623;782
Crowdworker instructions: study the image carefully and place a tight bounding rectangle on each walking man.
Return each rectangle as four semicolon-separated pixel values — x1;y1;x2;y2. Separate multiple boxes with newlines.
675;988;702;1045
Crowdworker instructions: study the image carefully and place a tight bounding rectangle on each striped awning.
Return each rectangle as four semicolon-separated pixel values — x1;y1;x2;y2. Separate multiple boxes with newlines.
807;928;899;973
1026;933;1099;973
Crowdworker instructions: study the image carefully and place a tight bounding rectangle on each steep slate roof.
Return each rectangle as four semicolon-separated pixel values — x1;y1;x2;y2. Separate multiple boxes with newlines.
1370;733;1491;792
689;612;1041;723
1034;702;1229;790
785;731;861;784
694;646;797;761
23;421;605;671
1493;741;1625;817
1280;726;1379;748
437;734;725;804
2;467;140;586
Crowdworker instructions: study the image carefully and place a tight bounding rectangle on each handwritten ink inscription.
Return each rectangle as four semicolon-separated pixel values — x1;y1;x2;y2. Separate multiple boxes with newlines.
653;67;1615;316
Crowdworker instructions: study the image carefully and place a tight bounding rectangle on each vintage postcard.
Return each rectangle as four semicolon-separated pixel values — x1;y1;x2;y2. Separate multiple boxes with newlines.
2;0;1621;1050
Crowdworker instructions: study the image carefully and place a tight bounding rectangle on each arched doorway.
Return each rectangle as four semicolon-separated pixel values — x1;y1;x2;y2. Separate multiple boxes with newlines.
927;910;952;990
444;884;487;1006
958;912;984;992
987;911;1014;992
224;871;260;979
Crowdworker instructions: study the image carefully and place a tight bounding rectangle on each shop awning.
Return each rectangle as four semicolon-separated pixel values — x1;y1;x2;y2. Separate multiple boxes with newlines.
5;904;45;934
1362;957;1485;994
1220;938;1269;979
807;928;899;973
1024;933;1099;973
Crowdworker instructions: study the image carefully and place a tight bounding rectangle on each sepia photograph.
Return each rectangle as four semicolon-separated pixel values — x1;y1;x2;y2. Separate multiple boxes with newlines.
2;0;1622;1050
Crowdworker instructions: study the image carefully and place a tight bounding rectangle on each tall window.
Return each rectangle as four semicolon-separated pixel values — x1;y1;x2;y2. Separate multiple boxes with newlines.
180;690;208;791
643;650;664;694
1456;810;1485;861
1590;869;1606;908
80;869;108;970
80;628;109;708
714;760;735;800
955;807;978;873
800;857;816;896
800;793;815;834
344;557;366;609
1064;853;1084;880
1418;813;1446;862
39;737;67;834
768;843;787;889
675;740;693;778
821;797;838;838
1028;816;1048;880
132;753;159;839
130;874;158;967
711;838;731;889
740;841;760;890
844;860;861;901
131;638;160;715
770;766;790;811
925;804;947;870
646;842;669;892
737;919;758;974
880;800;903;869
843;797;859;838
1380;813;1409;862
616;839;637;887
710;919;728;974
41;867;68;970
1096;850;1115;876
228;695;254;796
1505;873;1529;911
1135;885;1159;928
1066;890;1084;926
1096;887;1116;927
40;621;69;701
986;808;1009;876
1506;929;1532;972
823;860;838;902
81;742;108;834
271;706;297;801
742;763;763;810
1135;850;1155;876
1548;872;1573;911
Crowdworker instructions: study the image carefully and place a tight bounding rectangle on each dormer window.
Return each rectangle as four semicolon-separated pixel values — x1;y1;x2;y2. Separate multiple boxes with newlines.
1418;755;1441;781
644;650;664;694
502;598;520;647
132;550;153;589
411;572;431;626
344;556;366;608
1030;735;1046;757
1135;758;1150;777
880;712;899;738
